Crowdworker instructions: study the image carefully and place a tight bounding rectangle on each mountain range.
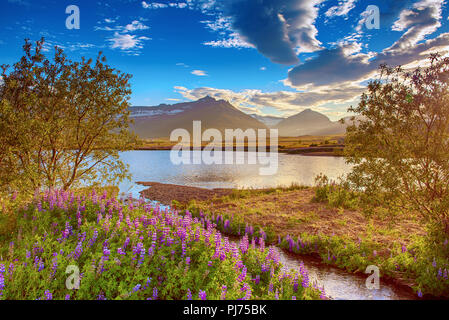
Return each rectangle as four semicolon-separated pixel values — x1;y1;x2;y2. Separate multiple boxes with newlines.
129;96;352;139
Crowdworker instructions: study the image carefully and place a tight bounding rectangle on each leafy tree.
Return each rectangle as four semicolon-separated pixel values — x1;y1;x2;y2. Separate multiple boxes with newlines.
345;54;449;236
0;39;136;193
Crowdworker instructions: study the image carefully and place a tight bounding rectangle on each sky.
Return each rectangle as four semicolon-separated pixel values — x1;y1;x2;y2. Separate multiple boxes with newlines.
1;0;449;120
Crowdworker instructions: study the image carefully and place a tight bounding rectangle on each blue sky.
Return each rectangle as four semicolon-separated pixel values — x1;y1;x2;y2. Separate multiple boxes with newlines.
1;0;449;120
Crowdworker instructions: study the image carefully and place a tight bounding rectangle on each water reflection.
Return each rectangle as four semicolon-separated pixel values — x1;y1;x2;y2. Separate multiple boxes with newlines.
118;150;353;197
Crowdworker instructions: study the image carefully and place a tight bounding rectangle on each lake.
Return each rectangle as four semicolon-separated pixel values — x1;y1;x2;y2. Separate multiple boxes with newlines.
118;150;353;197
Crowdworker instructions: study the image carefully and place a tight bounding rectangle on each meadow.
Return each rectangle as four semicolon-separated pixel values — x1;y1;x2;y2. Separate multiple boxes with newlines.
135;135;345;156
0;189;324;300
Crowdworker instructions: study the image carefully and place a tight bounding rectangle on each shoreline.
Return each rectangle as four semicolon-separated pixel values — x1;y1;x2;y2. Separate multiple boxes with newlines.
132;146;344;157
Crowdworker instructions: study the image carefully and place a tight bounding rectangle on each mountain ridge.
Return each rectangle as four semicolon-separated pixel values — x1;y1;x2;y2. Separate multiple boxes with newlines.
129;97;352;138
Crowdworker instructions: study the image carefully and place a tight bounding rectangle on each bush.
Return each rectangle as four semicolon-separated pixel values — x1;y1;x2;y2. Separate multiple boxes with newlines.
313;174;359;210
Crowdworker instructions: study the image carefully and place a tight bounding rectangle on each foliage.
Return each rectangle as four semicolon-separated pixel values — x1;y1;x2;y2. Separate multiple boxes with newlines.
0;189;324;300
313;174;359;210
0;39;136;194
345;55;449;236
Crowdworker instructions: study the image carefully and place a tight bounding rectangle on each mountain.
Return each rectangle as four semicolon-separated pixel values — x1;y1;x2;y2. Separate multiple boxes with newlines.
250;114;284;127
274;109;341;136
129;96;268;139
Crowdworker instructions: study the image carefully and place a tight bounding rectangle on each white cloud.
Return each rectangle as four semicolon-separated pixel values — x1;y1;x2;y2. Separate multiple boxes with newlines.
176;62;190;67
174;85;363;119
95;18;151;54
390;0;444;50
325;0;358;18
142;1;188;9
124;20;149;32
191;70;208;76
203;33;253;48
108;32;151;52
142;2;167;9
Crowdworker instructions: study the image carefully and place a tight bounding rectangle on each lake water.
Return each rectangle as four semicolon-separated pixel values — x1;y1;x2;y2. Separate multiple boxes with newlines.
118;150;353;197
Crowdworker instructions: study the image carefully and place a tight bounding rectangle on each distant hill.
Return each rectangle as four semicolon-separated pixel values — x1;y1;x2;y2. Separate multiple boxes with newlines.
250;114;284;127
129;96;268;139
274;109;342;136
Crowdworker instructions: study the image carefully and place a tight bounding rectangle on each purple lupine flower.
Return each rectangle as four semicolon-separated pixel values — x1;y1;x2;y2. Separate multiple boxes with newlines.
199;290;207;300
237;266;247;282
132;284;142;293
50;256;58;279
292;296;296;300
152;287;158;300
0;264;5;297
65;294;70;300
97;293;106;300
220;285;227;300
186;289;192;300
44;290;52;300
253;275;260;285
241;283;251;300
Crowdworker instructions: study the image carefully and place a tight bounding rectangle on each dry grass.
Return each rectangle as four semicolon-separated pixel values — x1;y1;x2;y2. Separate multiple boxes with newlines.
195;187;426;253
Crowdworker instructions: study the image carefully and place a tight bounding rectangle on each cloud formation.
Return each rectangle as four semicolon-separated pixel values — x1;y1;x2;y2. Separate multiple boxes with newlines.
174;84;364;118
325;0;359;18
287;0;449;88
95;18;151;55
191;70;208;76
219;0;324;64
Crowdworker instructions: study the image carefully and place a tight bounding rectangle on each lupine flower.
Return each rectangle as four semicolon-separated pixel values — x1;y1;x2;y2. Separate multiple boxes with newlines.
220;285;227;300
0;264;5;297
199;290;207;300
152;287;158;300
186;289;192;300
241;283;251;300
237;266;247;282
44;290;52;300
132;284;142;293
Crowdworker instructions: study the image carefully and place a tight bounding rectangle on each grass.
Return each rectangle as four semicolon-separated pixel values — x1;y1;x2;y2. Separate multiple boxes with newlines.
134;135;345;155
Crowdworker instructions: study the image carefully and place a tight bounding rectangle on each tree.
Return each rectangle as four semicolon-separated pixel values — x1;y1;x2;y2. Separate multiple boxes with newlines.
0;39;137;193
345;54;449;236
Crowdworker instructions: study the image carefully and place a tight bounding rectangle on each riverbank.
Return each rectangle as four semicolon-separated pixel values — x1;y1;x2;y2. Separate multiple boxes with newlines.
133;135;345;157
137;181;446;299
